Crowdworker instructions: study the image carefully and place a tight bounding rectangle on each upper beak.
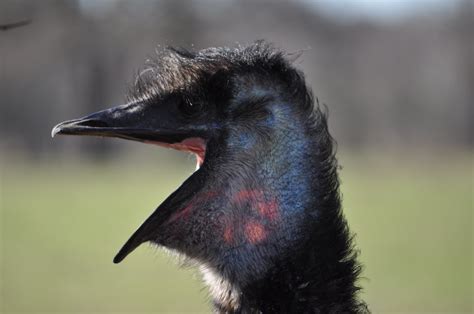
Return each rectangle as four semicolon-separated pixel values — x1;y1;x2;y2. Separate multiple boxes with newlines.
52;102;193;144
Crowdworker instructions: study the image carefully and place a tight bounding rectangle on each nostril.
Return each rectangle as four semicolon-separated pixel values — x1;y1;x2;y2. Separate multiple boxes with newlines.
79;119;109;128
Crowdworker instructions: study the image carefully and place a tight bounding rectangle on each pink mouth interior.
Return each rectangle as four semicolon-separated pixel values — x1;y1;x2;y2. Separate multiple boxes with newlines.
145;137;207;167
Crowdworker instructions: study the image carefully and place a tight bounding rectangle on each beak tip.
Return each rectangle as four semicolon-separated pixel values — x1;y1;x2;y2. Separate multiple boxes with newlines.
51;125;60;138
51;123;64;138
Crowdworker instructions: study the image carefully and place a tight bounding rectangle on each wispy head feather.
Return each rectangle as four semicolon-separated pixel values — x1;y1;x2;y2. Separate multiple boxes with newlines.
128;41;300;103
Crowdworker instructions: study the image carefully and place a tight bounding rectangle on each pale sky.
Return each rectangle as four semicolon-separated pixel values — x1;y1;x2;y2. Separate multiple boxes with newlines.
305;0;461;21
78;0;463;22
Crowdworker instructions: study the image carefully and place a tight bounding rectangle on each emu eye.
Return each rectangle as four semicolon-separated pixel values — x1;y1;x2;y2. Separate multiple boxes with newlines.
179;99;203;117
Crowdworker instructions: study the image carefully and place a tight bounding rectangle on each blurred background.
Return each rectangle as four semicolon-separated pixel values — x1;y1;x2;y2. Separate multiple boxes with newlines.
1;0;472;313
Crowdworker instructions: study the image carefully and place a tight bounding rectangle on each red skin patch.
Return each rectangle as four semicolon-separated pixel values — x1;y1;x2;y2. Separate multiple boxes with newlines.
223;226;234;244
168;191;217;223
168;203;194;223
167;186;279;247
244;221;267;244
257;199;279;221
233;189;280;222
234;190;263;203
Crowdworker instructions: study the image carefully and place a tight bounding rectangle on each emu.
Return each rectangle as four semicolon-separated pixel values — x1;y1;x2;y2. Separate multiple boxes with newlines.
52;42;367;313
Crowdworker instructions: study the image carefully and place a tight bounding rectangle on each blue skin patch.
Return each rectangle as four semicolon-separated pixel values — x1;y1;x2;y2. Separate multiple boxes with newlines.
226;130;256;150
236;132;255;149
260;103;313;217
278;137;313;216
225;101;314;220
213;100;319;281
258;114;276;128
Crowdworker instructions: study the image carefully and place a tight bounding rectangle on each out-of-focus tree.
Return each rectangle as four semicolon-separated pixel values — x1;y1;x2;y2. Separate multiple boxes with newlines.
0;0;471;159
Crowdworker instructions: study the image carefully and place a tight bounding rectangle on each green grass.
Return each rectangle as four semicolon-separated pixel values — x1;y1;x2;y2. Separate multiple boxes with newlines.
1;152;472;313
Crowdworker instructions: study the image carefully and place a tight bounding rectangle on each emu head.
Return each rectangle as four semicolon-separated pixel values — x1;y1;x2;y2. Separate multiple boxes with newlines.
52;42;319;287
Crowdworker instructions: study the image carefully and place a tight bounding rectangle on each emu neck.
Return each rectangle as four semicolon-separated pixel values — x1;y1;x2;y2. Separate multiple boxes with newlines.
203;105;364;313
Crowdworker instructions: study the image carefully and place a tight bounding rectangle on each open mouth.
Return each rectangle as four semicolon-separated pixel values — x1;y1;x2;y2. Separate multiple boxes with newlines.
146;137;207;168
52;122;207;168
52;114;208;163
52;115;210;263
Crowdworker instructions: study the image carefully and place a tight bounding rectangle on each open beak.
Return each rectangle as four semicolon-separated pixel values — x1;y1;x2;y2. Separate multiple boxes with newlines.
52;102;209;263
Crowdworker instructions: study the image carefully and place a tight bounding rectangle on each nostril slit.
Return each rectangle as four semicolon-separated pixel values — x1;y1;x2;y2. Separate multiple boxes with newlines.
80;119;109;128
